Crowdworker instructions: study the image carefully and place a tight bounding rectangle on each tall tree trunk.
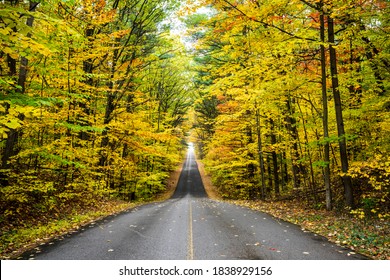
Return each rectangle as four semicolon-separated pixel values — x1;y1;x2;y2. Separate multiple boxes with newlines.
99;35;119;167
17;1;39;93
328;16;354;208
320;7;332;210
255;103;266;199
99;92;115;167
7;52;17;77
245;111;256;198
280;151;288;191
297;101;317;203
269;119;280;196
78;27;94;141
286;95;302;190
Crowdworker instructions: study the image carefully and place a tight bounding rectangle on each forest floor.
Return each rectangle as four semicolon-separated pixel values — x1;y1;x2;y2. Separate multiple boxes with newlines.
196;160;390;260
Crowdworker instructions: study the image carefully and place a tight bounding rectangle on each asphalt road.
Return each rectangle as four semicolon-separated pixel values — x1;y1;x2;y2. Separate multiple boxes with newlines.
23;148;368;260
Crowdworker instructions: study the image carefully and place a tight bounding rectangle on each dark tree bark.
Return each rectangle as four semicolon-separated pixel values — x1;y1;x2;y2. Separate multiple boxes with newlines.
328;16;354;208
269;119;280;196
78;26;94;141
255;103;266;199
319;5;332;210
17;1;39;93
285;95;302;190
7;53;17;76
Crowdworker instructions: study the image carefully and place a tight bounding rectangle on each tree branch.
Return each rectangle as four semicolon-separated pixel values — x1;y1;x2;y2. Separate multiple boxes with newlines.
220;0;317;42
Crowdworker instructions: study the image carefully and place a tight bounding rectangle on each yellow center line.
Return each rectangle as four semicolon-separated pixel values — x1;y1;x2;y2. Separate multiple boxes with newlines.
187;200;194;260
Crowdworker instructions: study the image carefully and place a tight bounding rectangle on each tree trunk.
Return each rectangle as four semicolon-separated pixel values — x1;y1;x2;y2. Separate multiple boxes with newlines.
78;27;94;141
269;119;280;196
7;52;17;77
17;1;39;93
99;36;119;167
320;8;332;210
297;101;317;203
280;152;288;191
328;16;354;208
286;95;302;190
245;112;256;196
255;103;266;199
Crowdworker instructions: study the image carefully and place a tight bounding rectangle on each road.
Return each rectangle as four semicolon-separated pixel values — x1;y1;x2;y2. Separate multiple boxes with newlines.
23;147;367;260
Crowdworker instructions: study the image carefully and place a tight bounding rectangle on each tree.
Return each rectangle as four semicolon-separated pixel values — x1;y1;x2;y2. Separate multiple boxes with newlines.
327;14;354;207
